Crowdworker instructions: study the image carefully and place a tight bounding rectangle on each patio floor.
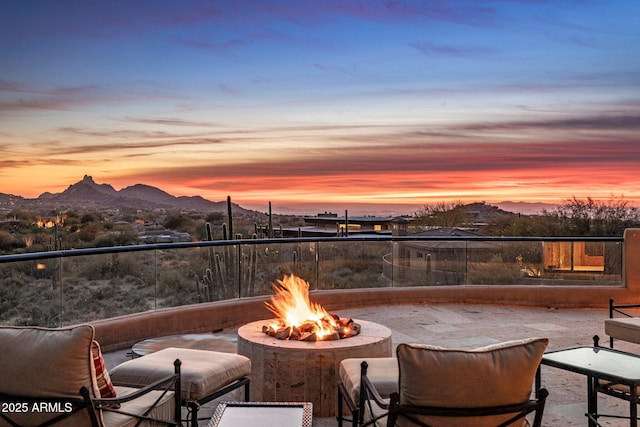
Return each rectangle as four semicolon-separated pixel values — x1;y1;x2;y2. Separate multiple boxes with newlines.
105;303;639;426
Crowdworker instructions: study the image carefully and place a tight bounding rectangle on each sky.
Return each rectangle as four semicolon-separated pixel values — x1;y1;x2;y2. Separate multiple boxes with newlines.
1;0;640;216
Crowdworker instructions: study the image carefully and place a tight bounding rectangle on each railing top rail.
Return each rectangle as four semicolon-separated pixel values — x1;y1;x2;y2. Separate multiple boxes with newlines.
0;235;623;263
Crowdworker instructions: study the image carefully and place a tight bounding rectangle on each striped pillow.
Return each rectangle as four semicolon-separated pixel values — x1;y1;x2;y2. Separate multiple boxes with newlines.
91;340;116;398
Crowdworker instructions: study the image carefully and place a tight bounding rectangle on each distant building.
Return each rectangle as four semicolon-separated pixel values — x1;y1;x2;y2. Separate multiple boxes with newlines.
36;217;58;228
138;229;191;243
274;213;410;237
386;227;621;285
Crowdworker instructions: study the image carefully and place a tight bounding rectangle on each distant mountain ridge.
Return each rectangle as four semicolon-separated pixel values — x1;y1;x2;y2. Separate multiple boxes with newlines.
1;175;249;213
0;175;559;216
463;202;515;221
494;201;558;215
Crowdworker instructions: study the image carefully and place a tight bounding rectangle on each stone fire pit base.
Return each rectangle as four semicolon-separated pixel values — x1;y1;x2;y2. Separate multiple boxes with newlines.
237;319;392;417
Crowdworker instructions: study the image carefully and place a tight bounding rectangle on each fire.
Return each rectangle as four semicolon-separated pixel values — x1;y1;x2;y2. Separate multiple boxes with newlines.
262;274;360;341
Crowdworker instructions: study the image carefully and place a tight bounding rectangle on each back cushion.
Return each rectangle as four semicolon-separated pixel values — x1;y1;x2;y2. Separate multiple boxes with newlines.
0;324;97;398
396;337;548;427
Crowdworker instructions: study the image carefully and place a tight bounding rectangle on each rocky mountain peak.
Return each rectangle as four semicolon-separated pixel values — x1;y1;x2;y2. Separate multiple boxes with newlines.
12;176;251;214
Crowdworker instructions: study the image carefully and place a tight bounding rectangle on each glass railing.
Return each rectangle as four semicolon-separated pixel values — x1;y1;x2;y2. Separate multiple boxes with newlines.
0;236;623;327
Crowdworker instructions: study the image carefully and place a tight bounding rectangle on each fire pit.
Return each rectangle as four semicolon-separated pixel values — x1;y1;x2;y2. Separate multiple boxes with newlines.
237;275;392;417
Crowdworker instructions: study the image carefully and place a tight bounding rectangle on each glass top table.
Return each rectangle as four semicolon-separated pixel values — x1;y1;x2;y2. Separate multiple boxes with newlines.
540;346;640;427
207;402;313;427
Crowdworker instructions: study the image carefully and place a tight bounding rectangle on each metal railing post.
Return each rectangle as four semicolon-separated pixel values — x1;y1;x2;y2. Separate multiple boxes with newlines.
237;244;242;298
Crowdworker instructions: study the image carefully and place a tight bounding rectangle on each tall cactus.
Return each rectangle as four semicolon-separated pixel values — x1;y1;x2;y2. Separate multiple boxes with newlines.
242;233;258;296
195;222;214;302
195;221;230;302
227;196;233;239
268;201;273;238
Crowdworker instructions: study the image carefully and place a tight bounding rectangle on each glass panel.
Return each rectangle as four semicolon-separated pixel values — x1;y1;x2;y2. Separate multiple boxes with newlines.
61;251;156;324
467;241;543;285
540;240;622;284
316;240;391;290
604;241;623;276
0;236;625;328
190;245;224;303
0;258;62;327
236;241;316;297
573;241;604;271
392;240;467;286
157;247;217;308
189;244;242;302
544;242;572;271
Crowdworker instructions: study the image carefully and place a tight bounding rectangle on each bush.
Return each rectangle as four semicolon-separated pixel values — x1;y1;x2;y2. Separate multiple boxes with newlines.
468;261;521;285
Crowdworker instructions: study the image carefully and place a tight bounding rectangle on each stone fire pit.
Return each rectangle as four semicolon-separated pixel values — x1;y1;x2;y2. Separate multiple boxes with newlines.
237;319;392;417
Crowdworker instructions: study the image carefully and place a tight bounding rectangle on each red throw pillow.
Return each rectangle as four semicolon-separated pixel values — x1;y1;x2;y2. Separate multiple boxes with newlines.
91;340;117;398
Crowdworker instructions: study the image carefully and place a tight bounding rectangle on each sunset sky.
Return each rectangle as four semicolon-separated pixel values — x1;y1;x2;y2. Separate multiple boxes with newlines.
1;1;639;215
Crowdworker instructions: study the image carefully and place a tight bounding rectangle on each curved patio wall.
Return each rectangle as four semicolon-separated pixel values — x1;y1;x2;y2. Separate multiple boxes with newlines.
93;253;640;353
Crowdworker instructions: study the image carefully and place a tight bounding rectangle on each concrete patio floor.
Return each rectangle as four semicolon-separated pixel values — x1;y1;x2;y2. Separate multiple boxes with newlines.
105;303;639;426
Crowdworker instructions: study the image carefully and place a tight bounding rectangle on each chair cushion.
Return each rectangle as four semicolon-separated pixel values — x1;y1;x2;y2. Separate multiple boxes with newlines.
92;340;117;398
110;347;251;402
339;357;398;406
396;337;548;427
605;318;640;344
0;324;98;398
0;325;99;426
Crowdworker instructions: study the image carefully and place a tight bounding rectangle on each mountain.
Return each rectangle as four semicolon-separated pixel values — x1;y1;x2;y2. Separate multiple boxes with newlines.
495;201;558;215
0;192;26;206
464;202;516;222
0;175;561;217
119;184;181;206
1;175;249;213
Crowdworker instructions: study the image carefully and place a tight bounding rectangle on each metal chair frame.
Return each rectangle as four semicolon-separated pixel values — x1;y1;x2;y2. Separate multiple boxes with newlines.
82;358;182;427
359;360;549;427
592;335;640;426
184;376;250;427
337;378;361;427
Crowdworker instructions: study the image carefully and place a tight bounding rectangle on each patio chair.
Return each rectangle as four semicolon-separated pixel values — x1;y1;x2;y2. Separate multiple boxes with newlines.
604;298;640;348
593;335;640;425
0;324;181;426
359;337;549;427
337;357;398;427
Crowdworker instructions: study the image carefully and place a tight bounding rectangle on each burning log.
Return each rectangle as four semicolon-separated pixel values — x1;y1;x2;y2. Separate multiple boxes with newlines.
336;317;362;338
262;315;360;341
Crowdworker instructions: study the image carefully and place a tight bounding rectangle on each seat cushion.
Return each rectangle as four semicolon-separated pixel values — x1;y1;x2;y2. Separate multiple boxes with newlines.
339;357;398;406
101;386;175;427
110;347;251;402
605;318;640;344
395;337;548;427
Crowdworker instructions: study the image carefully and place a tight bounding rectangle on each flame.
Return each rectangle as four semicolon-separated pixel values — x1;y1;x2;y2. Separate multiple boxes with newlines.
264;274;338;339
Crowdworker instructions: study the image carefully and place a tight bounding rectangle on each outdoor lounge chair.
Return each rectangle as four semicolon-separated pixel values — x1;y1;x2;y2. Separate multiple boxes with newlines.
356;337;549;427
0;324;181;426
591;334;640;425
604;298;640;348
338;357;398;427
